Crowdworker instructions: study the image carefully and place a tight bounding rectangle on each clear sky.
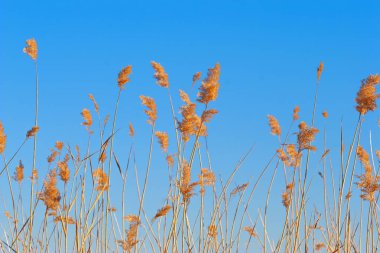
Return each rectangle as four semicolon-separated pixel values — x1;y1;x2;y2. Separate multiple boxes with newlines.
1;0;380;247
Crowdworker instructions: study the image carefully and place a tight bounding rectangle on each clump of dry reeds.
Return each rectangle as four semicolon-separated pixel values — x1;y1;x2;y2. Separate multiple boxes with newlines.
1;39;380;253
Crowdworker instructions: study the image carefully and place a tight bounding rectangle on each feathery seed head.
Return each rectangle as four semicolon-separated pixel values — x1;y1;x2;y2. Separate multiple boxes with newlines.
140;95;157;125
317;62;324;81
88;94;99;113
268;115;281;136
197;63;221;104
117;66;132;90
0;121;6;154
81;108;93;130
355;74;380;115
26;126;39;138
151;61;169;88
23;38;38;60
13;160;24;183
155;131;169;152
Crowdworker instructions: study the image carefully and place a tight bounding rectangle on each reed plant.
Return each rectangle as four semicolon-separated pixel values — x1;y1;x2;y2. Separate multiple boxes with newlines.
0;39;379;253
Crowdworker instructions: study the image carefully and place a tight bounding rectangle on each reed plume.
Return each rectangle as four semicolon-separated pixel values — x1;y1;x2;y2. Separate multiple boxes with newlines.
155;131;169;152
88;94;99;113
93;168;109;191
153;205;171;220
192;72;201;87
23;38;38;60
317;62;324;81
81;108;93;130
117;66;132;90
356;146;380;202
139;95;157;125
13;160;24;183
39;170;61;211
268;115;281;136
0;121;6;154
129;123;135;137
26;126;39;138
355;74;380;115
297;121;319;151
197;63;221;104
293;106;300;121
58;154;70;184
166;154;174;168
151;61;169;88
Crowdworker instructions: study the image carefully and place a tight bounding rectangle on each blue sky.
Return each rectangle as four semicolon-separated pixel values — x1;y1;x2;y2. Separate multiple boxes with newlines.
1;0;380;247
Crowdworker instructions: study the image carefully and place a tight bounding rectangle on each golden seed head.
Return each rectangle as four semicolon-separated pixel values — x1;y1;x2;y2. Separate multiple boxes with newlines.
192;72;201;87
155;131;169;152
355;74;380;115
129;122;135;137
58;154;70;184
315;243;326;251
166;154;174;168
179;90;191;105
153;205;171;220
317;62;324;81
31;168;38;182
201;109;218;123
26;126;39;138
297;122;319;151
208;224;217;239
47;149;58;164
268;115;281;136
0;121;6;154
39;170;61;211
293;106;300;121
231;183;249;196
243;227;257;237
54;216;76;225
23;38;38;60
13;160;24;183
140;95;157;125
117;66;132;89
81;108;93;130
88;94;99;113
356;146;380;202
151;61;169;88
197;63;221;104
55;141;64;151
93;168;109;191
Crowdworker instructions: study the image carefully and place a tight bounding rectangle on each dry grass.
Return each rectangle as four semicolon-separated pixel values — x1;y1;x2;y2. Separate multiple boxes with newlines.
0;38;379;253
